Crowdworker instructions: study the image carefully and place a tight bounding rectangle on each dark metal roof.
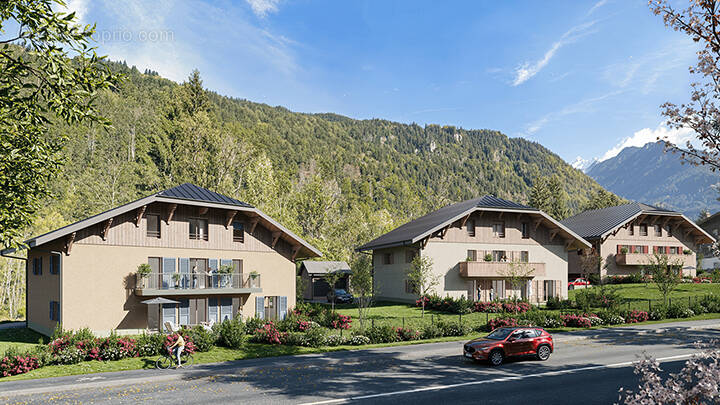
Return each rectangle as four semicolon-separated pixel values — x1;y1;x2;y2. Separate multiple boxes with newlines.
300;261;351;275
159;183;253;208
356;196;540;251
560;202;680;240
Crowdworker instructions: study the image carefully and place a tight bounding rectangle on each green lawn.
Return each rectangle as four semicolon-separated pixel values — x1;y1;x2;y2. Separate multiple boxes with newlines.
569;283;720;302
0;327;46;355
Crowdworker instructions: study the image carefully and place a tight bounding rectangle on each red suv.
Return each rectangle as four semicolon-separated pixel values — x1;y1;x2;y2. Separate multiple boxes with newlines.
463;327;554;366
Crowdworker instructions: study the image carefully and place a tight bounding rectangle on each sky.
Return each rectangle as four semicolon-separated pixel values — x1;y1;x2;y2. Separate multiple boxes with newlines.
61;0;700;168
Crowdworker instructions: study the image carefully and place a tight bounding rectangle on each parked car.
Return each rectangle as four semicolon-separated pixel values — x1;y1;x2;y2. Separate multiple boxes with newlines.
327;288;353;304
568;278;590;288
463;327;554;366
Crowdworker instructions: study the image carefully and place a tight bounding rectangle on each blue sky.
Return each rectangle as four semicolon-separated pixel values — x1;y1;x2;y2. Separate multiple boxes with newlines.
65;0;699;167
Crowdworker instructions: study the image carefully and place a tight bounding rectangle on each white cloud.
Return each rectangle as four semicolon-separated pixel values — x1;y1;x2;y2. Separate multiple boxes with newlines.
246;0;281;17
512;20;597;86
65;0;89;24
586;0;608;16
523;90;622;135
599;124;695;161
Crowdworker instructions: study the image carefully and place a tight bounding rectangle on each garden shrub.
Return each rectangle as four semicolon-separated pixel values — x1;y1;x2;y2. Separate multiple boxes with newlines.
303;327;327;347
597;310;625;325
690;301;707;315
648;307;667;321
216;318;245;349
622;310;649;323
251;321;284;345
244;317;266;335
542;316;563;328
0;353;40;377
280;332;306;346
347;335;370;345
486;317;518;331
186;325;217;352
136;333;165;357
436;320;471;337
56;347;85;364
561;314;592;328
163;333;195;354
365;325;399;344
545;296;572;310
699;295;720;313
665;304;694;319
100;334;138;361
328;313;352;330
394;327;421;341
324;334;345;346
422;323;443;339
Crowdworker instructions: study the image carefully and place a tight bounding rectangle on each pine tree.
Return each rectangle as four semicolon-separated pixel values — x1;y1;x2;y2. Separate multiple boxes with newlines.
529;177;552;213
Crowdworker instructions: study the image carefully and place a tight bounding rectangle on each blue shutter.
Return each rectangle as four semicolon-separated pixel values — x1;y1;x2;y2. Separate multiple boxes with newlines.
33;258;37;275
220;297;233;321
162;258;175;289
255;296;265;319
179;299;190;325
162;303;176;327
39;257;42;275
179;258;190;288
278;296;287;320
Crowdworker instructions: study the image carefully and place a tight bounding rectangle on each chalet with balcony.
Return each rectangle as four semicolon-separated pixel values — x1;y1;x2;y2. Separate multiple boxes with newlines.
6;183;321;336
697;212;720;271
561;203;715;280
356;196;590;303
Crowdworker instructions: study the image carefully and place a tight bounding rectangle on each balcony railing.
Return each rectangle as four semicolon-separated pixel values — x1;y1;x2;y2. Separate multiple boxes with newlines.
135;272;261;294
459;261;546;278
615;253;694;267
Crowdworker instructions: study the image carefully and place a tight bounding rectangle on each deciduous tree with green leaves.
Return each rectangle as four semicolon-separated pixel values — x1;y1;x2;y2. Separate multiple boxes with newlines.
407;255;439;317
0;0;119;248
349;254;374;329
644;254;683;305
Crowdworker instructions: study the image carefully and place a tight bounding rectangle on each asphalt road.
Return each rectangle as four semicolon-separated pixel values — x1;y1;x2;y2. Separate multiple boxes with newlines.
1;319;719;405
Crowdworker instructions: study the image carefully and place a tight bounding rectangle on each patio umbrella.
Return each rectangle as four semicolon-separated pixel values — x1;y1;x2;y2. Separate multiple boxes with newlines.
141;297;180;305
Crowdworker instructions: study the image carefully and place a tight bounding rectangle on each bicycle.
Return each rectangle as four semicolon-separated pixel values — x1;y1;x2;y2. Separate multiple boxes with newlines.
155;348;194;369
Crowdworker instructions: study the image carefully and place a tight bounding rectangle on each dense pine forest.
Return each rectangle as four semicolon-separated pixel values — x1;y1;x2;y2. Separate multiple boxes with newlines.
37;61;612;260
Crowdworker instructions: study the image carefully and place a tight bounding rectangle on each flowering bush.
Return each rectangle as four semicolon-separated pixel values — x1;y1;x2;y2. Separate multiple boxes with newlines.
251;322;284;345
474;301;503;313
0;355;39;377
561;314;592;328
163;333;196;354
587;316;604;326
487;317;518;330
324;335;345;346
347;335;370;345
297;320;311;331
329;313;352;330
542;317;563;328
623;310;649;324
56;347;85;364
394;327;421;341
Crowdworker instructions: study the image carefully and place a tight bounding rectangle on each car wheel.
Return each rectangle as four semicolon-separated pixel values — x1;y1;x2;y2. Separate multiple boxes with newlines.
536;345;551;361
488;349;504;366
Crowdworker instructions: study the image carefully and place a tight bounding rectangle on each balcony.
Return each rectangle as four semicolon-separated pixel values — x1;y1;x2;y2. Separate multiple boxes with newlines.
458;261;546;278
135;272;262;296
615;254;694;267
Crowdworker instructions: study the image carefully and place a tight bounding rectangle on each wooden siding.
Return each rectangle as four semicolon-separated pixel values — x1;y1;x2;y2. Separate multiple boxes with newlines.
436;211;563;246
73;202;295;258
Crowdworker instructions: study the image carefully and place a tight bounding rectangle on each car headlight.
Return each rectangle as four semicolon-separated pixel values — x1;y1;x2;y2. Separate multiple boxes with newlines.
479;347;490;352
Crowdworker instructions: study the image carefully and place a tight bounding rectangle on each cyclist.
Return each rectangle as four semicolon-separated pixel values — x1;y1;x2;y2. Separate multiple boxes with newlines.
168;332;185;368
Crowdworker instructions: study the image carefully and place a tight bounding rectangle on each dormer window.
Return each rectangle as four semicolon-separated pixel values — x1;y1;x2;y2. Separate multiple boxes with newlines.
189;218;208;241
233;221;244;243
147;214;161;238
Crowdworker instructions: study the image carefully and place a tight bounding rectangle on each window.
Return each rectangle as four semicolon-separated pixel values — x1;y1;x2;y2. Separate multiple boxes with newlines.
628;225;634;236
492;250;506;261
656;246;667;254
189;218;208;240
639;224;648;236
521;222;530;239
32;257;42;275
233;259;243;274
492;222;505;238
520;251;529;263
49;254;60;275
669;246;679;255
633;245;646;254
405;279;416;294
467;250;477;261
383;253;394;265
543;280;558;301
146;214;161;238
405;249;417;263
654;225;662;237
491;280;505;299
49;301;60;321
232;221;244;243
466;219;475;237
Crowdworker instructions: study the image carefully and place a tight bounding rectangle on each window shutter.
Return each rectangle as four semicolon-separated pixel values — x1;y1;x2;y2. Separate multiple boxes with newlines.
555;280;561;298
617;245;622;254
643;246;648;254
678;247;683;254
255;296;265;319
653;246;657;254
533;280;540;303
208;298;218;323
232;297;241;320
278;296;287;320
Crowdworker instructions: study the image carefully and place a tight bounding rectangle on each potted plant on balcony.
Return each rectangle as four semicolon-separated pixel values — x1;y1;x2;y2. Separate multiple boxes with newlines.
620;247;629;254
219;264;233;287
172;273;182;288
484;253;493;262
249;270;259;288
137;263;152;288
684;249;693;255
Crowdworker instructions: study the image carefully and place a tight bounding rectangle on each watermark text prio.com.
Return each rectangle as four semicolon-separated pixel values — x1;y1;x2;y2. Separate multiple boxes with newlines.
93;29;174;44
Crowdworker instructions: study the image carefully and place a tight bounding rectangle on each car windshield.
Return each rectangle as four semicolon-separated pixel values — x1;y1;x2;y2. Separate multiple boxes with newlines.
335;289;347;295
485;328;514;340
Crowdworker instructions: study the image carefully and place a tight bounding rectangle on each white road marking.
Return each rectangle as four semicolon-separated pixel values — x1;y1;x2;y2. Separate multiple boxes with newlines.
300;353;695;405
76;376;106;382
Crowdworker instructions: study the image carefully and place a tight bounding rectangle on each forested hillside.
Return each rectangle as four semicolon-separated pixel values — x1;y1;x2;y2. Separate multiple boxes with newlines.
37;62;608;262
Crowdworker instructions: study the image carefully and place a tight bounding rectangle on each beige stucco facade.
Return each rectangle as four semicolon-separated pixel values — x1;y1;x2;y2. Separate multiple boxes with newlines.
24;193;316;336
371;210;576;303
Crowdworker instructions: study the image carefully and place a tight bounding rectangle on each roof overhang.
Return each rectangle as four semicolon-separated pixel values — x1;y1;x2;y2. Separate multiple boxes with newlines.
4;194;322;259
356;207;591;252
599;211;716;245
